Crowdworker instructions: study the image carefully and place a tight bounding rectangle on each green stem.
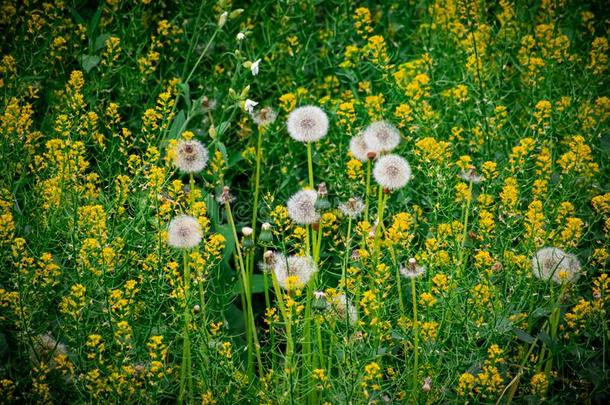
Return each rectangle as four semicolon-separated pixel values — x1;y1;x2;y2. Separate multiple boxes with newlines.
457;181;474;278
411;276;419;402
306;142;314;188
364;160;372;222
225;202;263;376
372;186;387;266
179;250;193;404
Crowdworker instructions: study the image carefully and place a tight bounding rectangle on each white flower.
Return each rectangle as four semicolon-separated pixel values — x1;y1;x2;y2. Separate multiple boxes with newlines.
287;189;319;224
218;11;228;28
244;99;258;113
373;154;412;190
532;247;581;284
251;59;261;76
338;197;365;218
168;215;203;249
172;139;209;173
363;121;401;153
272;254;318;290
349;133;375;161
287;105;329;142
236;32;246;41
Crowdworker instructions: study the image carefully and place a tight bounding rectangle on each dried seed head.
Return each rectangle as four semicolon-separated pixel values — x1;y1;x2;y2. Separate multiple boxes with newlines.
287;105;329;143
173;139;209;173
363;121;401;153
217;186;235;205
251;106;278;126
273;254;318;290
532;247;581;284
338;196;365;218
168;215;203;249
287;189;320;225
373;154;412;191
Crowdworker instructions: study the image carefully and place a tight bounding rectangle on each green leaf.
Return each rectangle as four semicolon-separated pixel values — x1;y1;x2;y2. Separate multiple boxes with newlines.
81;55;101;73
168;110;186;139
94;34;112;52
215;224;235;263
232;274;268;296
513;328;535;344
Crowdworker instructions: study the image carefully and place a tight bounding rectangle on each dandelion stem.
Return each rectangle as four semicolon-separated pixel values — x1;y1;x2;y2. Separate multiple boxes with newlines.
179;249;193;404
411;276;419;402
224;202;263;376
457;181;474;278
372;186;386;266
364;160;372;222
306;142;315;189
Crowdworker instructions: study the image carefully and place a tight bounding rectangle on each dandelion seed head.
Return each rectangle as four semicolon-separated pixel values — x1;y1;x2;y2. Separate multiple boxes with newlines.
349;134;374;162
339;197;365;218
173;139;209;173
201;96;217;112
532;247;581;284
363;121;401;153
217;186;235;205
251;106;277;126
287;189;320;224
459;167;484;184
373;154;412;190
287;105;329;142
167;214;202;249
273;254;318;290
329;293;358;325
400;258;426;279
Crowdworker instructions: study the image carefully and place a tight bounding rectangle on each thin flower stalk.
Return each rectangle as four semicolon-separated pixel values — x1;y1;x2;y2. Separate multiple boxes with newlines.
224;201;263;377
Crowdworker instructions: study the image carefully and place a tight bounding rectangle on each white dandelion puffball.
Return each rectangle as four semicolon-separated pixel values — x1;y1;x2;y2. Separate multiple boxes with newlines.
329;294;358;325
273;254;318;290
373;154;412;190
168;215;203;249
287;105;329;143
251;106;278;126
400;258;426;279
349;134;374;162
363;121;401;153
338;197;365;218
173;139;209;173
287;189;320;224
532;247;581;284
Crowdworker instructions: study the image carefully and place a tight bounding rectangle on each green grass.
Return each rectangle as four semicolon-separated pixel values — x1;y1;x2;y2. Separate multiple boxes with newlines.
1;0;609;403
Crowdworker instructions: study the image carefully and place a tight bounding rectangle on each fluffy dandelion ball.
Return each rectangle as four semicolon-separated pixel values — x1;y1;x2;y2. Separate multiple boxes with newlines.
349;134;374;162
363;121;401;153
272;254;318;290
173;139;209;173
251;106;278;126
400;258;426;279
287;105;329;142
329;294;358;325
373;154;412;190
168;215;202;249
287;189;320;224
339;197;365;218
532;247;581;284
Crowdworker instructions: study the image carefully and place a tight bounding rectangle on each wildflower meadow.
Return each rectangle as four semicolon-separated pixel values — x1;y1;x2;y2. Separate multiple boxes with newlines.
2;0;610;403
